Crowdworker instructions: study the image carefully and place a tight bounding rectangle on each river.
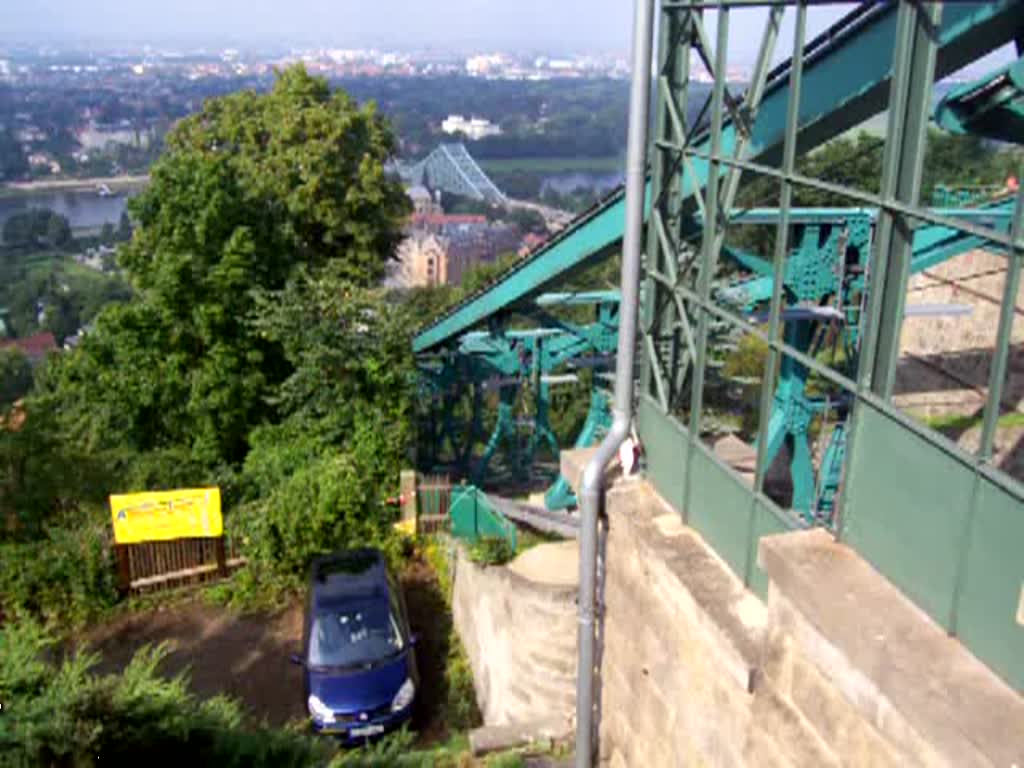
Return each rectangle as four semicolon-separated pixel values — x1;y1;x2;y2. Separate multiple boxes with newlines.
0;188;139;233
540;171;624;196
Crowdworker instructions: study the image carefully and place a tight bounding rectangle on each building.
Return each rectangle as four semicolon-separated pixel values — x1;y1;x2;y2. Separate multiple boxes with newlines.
441;115;502;141
77;121;151;151
394;232;450;287
406;186;442;216
0;331;57;364
391;216;520;288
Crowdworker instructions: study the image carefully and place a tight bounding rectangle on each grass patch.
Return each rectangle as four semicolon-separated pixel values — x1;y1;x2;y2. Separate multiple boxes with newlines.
420;536;483;735
920;409;1024;433
467;536;515;567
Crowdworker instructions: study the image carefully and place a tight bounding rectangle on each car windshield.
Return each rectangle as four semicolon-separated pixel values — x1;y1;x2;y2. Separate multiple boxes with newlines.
308;600;405;668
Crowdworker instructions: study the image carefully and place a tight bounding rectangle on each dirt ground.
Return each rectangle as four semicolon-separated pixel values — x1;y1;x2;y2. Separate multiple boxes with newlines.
81;556;453;734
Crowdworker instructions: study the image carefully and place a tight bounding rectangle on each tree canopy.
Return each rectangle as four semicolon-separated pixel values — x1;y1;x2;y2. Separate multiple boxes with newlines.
40;65;411;473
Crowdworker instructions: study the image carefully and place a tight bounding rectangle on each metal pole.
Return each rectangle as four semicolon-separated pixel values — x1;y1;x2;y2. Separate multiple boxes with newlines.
575;0;655;764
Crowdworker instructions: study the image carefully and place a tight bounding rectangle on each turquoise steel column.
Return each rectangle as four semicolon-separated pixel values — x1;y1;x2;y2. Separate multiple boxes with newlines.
865;2;942;397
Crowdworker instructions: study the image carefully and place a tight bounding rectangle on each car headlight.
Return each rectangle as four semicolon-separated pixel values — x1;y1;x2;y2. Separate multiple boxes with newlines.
391;677;415;713
307;694;335;724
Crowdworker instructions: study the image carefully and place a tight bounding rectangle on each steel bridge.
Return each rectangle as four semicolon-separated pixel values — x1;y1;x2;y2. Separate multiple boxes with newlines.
412;0;1024;715
400;142;508;204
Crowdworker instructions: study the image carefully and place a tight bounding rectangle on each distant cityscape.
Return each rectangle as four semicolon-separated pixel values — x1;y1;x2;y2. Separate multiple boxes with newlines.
0;44;637;82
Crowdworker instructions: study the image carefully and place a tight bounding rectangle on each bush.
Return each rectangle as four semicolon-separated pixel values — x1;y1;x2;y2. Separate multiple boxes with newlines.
467;536;515;567
0;518;119;625
236;450;403;581
0;620;332;767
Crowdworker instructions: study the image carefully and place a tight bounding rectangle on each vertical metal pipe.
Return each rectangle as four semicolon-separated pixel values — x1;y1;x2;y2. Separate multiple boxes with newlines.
575;0;655;765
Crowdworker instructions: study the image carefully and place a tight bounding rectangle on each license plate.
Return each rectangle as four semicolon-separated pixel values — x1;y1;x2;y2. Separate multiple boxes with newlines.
350;724;385;737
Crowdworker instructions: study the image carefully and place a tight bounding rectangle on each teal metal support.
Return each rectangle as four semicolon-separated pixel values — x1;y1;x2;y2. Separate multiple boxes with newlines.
755;320;820;520
865;2;942;399
544;388;613;511
526;337;560;466
474;383;520;486
449;485;518;551
935;57;1024;143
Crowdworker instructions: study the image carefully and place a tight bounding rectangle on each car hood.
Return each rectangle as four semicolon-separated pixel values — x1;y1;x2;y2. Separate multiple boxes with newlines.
308;652;410;714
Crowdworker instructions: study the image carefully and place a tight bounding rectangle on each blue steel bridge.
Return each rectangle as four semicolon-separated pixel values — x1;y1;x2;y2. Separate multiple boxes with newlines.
412;0;1024;711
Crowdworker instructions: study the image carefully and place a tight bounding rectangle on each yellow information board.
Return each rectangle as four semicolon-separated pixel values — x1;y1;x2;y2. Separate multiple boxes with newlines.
110;487;222;544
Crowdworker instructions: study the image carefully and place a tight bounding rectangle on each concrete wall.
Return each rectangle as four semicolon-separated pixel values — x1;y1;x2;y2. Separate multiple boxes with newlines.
451;540;578;732
560;449;1024;768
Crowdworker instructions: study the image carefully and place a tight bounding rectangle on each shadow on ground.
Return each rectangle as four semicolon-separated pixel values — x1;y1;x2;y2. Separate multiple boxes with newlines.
78;555;463;737
83;599;307;726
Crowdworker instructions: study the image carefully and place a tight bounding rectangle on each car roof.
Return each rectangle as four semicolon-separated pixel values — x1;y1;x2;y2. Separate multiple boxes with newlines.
310;548;391;611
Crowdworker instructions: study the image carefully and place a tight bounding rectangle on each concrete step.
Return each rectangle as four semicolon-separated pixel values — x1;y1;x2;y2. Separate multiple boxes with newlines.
469;718;572;757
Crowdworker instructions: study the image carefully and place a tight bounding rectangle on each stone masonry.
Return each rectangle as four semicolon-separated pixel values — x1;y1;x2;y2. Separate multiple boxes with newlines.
559;449;1024;767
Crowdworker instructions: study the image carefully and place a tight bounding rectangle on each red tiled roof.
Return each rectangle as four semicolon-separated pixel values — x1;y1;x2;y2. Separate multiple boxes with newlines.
0;331;57;361
411;214;488;227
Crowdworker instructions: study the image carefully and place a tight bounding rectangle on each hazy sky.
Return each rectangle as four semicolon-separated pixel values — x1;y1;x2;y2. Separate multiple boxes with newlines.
4;1;856;59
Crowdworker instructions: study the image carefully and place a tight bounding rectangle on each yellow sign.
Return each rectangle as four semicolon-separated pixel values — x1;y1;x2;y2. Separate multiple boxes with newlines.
110;487;222;544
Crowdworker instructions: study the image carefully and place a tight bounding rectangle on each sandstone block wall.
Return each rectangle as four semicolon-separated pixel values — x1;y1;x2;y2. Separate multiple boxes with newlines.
594;478;1024;767
896;248;1024;418
451;542;578;730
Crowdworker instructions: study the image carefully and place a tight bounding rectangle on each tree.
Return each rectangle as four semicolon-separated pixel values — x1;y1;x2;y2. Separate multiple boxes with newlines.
116;211;133;242
238;265;416;575
0;348;32;407
0;127;28;181
508;207;547;235
1;210;71;250
39;65;411;474
44;212;71;249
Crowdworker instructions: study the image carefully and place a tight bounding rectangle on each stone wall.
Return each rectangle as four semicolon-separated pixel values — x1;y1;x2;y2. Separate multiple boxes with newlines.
451;540;578;732
558;450;1024;767
896;248;1024;418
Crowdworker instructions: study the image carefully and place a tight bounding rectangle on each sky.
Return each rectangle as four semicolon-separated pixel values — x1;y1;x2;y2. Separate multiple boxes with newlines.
2;0;855;60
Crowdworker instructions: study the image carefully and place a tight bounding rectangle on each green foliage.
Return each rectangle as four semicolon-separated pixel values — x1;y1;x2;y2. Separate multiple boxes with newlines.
1;209;72;251
124;64;409;291
485;753;526;768
0;247;132;341
0;348;33;406
9;66;412;538
0;127;29;181
0;620;332;767
467;536;515;566
507;207;547;235
228;268;415;582
40;64;410;475
0;517;118;626
421;538;483;733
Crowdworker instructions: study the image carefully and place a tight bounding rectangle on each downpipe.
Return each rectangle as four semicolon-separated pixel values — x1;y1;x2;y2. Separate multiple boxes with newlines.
574;0;655;764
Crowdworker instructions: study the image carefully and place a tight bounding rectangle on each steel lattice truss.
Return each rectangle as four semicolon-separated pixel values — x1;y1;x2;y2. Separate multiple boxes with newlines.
401;143;507;203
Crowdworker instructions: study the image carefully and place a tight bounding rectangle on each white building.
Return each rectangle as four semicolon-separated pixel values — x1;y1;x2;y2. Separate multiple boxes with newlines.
440;115;502;141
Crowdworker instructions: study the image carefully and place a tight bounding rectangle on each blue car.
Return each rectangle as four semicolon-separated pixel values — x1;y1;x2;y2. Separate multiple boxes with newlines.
292;548;418;742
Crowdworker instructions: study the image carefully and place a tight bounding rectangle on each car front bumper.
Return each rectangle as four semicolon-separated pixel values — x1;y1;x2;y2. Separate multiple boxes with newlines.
310;703;413;744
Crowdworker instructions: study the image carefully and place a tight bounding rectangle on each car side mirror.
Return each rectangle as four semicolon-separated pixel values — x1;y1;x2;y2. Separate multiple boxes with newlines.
290;653;305;667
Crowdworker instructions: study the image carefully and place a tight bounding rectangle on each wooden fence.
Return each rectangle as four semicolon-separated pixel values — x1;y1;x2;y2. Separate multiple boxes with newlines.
417;474;452;535
115;536;245;595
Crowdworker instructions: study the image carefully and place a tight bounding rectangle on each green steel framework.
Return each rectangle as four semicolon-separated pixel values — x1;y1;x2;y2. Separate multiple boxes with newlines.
640;0;1024;691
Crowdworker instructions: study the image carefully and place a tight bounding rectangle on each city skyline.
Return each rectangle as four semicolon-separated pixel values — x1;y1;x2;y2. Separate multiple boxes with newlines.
5;1;857;62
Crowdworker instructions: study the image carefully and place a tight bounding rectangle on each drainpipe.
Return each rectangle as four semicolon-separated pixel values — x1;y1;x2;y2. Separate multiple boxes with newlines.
575;0;655;765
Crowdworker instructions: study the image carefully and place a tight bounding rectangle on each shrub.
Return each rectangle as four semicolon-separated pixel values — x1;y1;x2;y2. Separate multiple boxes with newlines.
0;619;332;767
0;517;119;625
467;536;515;567
237;450;403;581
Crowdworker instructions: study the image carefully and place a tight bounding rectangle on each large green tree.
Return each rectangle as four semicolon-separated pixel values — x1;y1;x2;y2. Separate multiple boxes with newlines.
43;66;410;470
